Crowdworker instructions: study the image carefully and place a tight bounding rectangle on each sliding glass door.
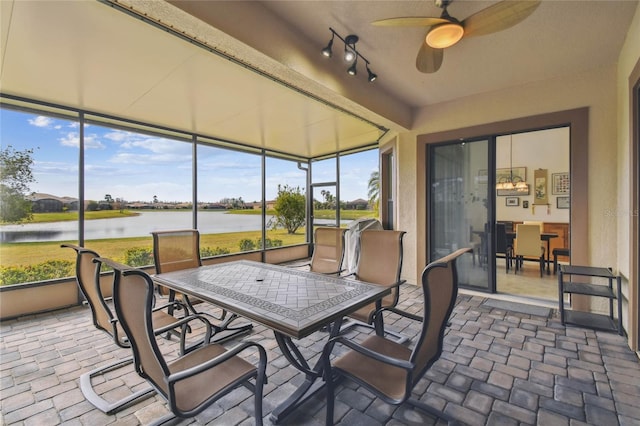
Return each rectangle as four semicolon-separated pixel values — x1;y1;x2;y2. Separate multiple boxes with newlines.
429;139;491;290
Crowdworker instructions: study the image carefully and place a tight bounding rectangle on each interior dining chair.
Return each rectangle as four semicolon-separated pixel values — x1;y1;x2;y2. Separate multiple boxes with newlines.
103;256;267;426
496;222;513;273
513;224;545;277
60;244;202;414
469;225;483;267
523;220;544;231
339;230;408;343
322;247;471;426
151;229;253;342
290;227;347;274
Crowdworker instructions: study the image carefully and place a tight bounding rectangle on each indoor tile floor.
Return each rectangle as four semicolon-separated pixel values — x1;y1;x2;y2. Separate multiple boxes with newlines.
1;286;639;425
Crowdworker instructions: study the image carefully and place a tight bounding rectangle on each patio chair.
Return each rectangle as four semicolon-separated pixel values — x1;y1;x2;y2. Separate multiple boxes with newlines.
322;247;471;426
339;230;408;343
513;224;545;277
289;227;347;274
151;229;253;342
60;244;203;414
102;257;267;426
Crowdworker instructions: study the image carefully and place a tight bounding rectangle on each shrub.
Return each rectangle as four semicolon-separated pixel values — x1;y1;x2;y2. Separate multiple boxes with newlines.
239;239;256;251
201;246;230;257
123;247;154;267
0;260;75;286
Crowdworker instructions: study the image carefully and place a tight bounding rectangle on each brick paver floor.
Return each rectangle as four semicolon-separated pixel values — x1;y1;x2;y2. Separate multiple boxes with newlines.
1;286;639;425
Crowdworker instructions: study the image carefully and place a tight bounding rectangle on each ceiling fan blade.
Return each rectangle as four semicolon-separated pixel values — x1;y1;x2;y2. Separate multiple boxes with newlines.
416;42;443;74
372;17;450;27
462;0;541;38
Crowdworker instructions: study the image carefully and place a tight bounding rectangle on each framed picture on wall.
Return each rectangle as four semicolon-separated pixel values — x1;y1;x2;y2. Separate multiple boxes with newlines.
557;196;570;209
506;197;519;206
497;185;529;196
552;172;570;194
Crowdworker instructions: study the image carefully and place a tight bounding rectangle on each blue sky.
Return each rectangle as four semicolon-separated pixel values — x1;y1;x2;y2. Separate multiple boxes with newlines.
0;109;377;203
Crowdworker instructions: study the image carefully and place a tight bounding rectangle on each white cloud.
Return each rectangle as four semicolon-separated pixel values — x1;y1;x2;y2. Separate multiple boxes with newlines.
28;116;54;128
59;132;104;149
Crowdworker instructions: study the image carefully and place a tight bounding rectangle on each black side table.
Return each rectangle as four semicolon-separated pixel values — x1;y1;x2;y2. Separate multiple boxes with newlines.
558;265;623;335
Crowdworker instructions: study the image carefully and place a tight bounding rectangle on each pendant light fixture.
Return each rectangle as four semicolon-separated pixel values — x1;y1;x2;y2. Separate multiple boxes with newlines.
496;135;528;191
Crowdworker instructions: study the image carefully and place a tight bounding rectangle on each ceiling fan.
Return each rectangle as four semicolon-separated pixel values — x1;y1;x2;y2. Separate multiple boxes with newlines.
372;0;541;73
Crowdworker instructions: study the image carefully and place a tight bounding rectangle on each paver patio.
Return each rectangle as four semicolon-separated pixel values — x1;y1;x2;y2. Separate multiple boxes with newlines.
1;285;639;425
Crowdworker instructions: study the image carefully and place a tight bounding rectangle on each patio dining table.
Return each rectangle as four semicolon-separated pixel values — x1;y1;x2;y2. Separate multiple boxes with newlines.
153;259;390;423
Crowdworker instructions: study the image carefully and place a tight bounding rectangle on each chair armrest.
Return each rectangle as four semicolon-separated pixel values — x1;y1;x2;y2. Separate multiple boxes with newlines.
167;341;267;384
323;335;414;372
286;262;311;269
153;314;212;342
152;300;189;318
375;306;423;323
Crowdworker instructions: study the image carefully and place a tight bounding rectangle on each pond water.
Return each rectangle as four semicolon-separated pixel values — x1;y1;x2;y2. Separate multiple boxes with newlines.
0;211;345;243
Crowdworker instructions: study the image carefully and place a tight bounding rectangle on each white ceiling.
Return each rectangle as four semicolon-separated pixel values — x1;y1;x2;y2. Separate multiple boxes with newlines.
1;0;638;158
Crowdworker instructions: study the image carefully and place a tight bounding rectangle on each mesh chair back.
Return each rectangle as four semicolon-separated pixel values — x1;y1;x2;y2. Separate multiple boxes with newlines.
61;244;127;346
356;230;406;307
515;224;543;257
152;229;202;274
110;264;170;396
411;247;468;383
310;227;347;274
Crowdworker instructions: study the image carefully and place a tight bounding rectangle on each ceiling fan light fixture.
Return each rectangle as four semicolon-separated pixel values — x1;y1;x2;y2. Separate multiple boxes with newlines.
425;23;464;49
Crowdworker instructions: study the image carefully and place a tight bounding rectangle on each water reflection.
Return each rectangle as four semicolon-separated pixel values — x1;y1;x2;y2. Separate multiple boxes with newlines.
0;211;261;243
0;211;347;243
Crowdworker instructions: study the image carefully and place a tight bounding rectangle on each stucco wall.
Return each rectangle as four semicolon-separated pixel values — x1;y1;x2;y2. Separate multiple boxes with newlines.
395;65;618;286
617;3;640;279
616;2;640;349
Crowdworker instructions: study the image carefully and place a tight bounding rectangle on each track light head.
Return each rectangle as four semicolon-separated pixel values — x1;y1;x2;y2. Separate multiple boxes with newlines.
347;60;357;76
343;35;358;62
321;35;334;57
367;65;377;82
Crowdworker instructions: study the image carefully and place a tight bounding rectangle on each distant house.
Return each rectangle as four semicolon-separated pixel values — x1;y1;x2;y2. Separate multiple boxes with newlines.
27;193;74;213
344;198;369;210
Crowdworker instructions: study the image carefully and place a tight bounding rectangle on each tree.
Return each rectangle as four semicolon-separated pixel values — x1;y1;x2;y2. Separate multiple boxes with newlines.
271;184;305;234
368;170;380;215
0;146;35;223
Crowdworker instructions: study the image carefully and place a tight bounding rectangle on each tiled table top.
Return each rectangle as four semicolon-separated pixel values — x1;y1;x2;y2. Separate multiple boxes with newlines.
154;260;389;339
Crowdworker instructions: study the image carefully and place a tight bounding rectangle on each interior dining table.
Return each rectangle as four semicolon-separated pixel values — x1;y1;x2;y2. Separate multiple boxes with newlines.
153;259;390;424
473;227;558;274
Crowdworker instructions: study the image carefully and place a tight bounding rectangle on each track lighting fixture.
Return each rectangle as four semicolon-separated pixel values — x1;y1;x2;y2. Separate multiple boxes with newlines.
321;28;377;82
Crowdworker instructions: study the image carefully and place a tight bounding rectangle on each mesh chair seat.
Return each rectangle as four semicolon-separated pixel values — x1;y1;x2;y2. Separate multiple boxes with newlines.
333;335;411;401
167;343;257;413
